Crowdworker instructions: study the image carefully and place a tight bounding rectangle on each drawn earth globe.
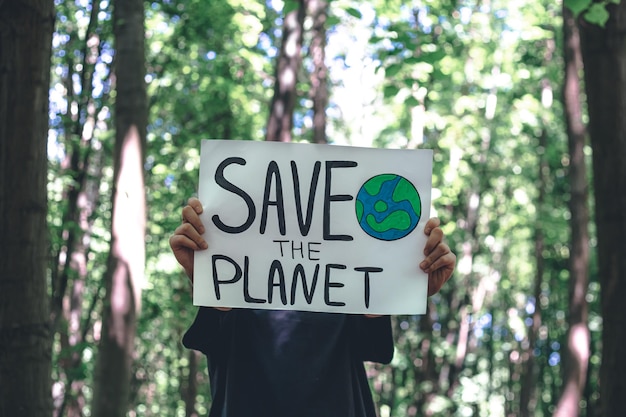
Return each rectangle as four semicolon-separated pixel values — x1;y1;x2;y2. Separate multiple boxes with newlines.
355;174;421;241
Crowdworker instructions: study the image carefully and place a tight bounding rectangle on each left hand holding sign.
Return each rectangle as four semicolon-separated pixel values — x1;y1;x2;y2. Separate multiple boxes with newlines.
170;198;233;312
420;217;456;296
169;198;207;281
170;197;455;307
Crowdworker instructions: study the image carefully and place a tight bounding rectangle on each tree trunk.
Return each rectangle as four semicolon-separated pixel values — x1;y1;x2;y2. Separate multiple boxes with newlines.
445;97;494;399
266;0;307;142
579;3;626;416
51;5;108;414
91;0;147;415
413;302;438;414
308;0;328;144
520;35;556;413
183;350;200;417
554;5;591;417
0;1;54;416
50;0;102;332
519;126;547;417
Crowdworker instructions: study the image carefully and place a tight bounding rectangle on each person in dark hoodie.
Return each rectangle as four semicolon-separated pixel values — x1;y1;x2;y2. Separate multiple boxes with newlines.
170;197;456;417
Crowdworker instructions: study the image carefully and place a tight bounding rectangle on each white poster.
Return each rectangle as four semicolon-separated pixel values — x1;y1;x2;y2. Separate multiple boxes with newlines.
193;139;433;315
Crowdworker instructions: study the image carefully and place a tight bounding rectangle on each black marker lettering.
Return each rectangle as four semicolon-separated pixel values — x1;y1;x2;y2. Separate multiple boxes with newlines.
324;263;346;307
211;254;242;300
260;161;286;235
290;263;320;305
291;241;304;259
307;242;321;261
273;240;289;257
354;267;383;309
323;161;357;241
212;157;255;234
267;260;288;305
291;161;321;236
243;256;265;304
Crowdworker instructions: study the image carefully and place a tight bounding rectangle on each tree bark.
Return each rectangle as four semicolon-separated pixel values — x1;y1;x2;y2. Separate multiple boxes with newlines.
50;0;102;332
51;6;108;414
554;5;591;417
519;126;547;417
520;35;555;413
266;0;307;142
578;3;626;416
308;0;328;144
183;350;200;417
0;1;55;416
91;0;147;415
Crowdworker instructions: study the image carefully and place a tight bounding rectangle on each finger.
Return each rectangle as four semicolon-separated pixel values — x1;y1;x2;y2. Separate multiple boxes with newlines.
174;222;206;245
172;223;208;249
182;205;205;234
423;227;444;255
169;232;207;252
424;252;456;275
187;197;203;214
423;217;441;235
428;276;447;296
427;265;455;296
420;242;450;271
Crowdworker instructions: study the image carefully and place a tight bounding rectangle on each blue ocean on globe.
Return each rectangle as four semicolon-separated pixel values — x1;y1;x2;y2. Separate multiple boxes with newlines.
355;174;421;241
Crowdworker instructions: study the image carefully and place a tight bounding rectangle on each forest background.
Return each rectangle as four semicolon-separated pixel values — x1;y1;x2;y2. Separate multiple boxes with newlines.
1;0;626;416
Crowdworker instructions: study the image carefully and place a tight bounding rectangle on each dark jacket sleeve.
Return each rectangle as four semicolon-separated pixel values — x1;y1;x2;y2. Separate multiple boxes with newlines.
182;307;224;356
350;315;394;364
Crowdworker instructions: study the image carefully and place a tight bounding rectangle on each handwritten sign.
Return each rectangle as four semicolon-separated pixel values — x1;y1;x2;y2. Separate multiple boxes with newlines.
193;140;433;315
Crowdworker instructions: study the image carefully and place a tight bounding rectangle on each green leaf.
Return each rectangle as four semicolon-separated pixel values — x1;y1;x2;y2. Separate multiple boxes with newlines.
564;0;592;16
402;77;415;88
383;84;400;98
385;63;403;77
401;50;445;67
345;7;362;19
403;57;422;65
395;33;414;46
405;96;421;107
420;49;447;64
326;15;341;26
284;0;300;14
584;3;610;26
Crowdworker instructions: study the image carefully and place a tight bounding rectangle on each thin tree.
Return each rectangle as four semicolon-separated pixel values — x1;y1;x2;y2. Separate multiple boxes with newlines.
578;2;626;416
519;36;556;417
266;0;308;142
308;0;328;144
554;5;591;416
0;0;55;416
50;3;110;415
519;96;548;417
91;0;147;415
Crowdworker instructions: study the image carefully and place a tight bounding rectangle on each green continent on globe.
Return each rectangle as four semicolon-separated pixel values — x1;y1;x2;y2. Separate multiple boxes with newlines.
365;210;412;233
355;174;422;241
392;177;421;218
356;199;364;222
374;200;388;213
363;173;397;195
